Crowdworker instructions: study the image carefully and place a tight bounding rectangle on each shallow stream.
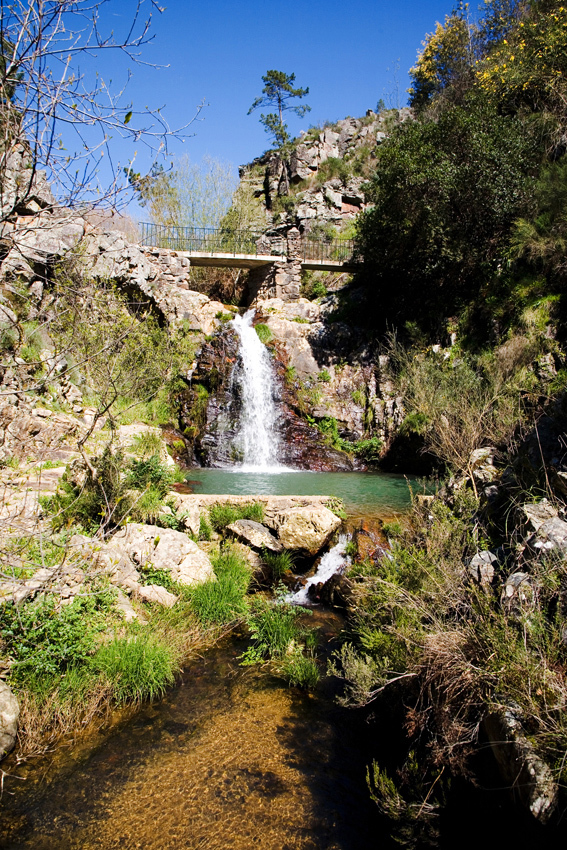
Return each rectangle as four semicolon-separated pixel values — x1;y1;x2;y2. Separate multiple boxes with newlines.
0;622;386;850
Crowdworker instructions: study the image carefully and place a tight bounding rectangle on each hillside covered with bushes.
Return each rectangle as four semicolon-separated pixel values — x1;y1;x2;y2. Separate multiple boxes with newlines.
303;0;567;838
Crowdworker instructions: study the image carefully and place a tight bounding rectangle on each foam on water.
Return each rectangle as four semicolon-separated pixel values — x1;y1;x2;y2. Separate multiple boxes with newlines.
231;310;286;471
286;535;351;605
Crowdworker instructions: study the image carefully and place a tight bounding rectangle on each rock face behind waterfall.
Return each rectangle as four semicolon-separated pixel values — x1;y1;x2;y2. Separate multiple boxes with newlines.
179;324;242;467
180;320;357;471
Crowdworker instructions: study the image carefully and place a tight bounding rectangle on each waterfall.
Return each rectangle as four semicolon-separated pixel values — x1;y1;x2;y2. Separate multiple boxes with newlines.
286;535;351;605
231;309;282;471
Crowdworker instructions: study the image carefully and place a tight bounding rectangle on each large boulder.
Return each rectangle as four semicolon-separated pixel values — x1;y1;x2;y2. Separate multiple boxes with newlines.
519;500;558;533
468;551;498;587
501;572;534;614
83;229;226;333
226;519;283;553
274;506;341;556
526;517;567;557
469;446;498;484
484;706;558;822
71;524;215;592
0;681;19;760
137;584;178;607
0;403;82;462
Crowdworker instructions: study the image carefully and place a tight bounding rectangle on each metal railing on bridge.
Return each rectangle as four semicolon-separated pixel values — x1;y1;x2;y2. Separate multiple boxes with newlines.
140;223;283;257
140;222;355;265
297;233;355;264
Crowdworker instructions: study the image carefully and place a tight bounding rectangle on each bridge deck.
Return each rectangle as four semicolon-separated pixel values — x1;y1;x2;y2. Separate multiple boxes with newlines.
139;224;358;273
143;247;357;273
187;252;281;269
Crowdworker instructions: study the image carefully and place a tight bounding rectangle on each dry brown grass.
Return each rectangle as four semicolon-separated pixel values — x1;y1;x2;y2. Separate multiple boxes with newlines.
15;678;113;760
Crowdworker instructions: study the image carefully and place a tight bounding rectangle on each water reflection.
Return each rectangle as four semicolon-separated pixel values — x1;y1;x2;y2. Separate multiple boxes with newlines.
183;469;418;521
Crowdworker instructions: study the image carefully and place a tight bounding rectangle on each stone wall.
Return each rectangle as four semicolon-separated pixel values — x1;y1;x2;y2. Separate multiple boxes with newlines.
247;228;302;303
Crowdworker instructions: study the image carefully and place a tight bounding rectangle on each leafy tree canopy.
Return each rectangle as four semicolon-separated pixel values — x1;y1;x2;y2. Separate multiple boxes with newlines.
356;92;541;335
408;7;474;109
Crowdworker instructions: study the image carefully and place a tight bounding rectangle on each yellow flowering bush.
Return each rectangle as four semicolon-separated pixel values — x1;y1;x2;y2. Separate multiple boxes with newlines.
476;5;567;115
408;13;473;109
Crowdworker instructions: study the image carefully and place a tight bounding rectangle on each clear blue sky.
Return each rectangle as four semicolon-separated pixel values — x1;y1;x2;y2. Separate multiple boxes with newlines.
70;0;462;210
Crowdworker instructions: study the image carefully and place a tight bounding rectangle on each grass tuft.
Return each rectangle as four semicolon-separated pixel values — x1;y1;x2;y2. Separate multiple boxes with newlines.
189;547;251;624
208;501;264;531
93;633;177;704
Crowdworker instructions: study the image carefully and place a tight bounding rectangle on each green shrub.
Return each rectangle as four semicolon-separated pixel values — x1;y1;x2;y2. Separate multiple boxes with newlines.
127;486;167;524
254;323;273;344
277;648;320;689
262;548;295;583
47;447;126;532
285;365;297;385
315;156;352;186
0;591;114;683
38;459;65;470
125;454;176;498
46;449;182;533
381;520;403;538
198;514;213;541
326;496;347;519
93;633;176;704
139;565;176;591
311;280;328;299
208;501;264;531
316;416;352;454
271;194;297;219
112;391;173;427
129;430;163;459
189;547;251;624
318;369;332;383
19;322;43;367
0;454;18;469
241;598;301;664
353;437;383;463
49;262;197;429
300;271;328;300
344;540;358;557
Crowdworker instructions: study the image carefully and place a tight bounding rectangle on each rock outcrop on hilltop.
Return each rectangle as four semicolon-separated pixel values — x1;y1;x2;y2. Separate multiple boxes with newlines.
0;150;227;337
239;109;412;234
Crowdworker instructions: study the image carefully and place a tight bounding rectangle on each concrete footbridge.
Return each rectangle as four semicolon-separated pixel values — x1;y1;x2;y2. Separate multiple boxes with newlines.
139;223;357;274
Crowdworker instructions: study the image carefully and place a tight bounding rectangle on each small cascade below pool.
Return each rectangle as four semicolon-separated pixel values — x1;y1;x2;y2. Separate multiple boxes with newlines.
287;535;351;605
230;310;283;471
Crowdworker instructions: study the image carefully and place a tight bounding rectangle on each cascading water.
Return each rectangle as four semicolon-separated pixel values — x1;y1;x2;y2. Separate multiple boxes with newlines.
231;309;282;471
286;534;351;605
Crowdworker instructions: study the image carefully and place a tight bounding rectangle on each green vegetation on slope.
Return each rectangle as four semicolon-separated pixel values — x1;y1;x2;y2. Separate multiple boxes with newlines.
356;0;567;345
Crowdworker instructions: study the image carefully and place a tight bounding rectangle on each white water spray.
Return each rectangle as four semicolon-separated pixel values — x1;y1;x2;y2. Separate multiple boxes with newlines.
231;310;282;471
286;535;351;605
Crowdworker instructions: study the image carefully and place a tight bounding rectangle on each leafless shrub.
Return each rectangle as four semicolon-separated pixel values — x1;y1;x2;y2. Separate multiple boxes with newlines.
0;0;199;221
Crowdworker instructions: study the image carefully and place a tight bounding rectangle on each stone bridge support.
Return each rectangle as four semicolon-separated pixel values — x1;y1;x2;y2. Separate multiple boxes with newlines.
247;227;302;304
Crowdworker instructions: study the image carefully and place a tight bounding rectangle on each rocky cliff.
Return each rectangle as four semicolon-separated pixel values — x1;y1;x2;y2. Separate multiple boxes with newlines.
239;108;412;234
